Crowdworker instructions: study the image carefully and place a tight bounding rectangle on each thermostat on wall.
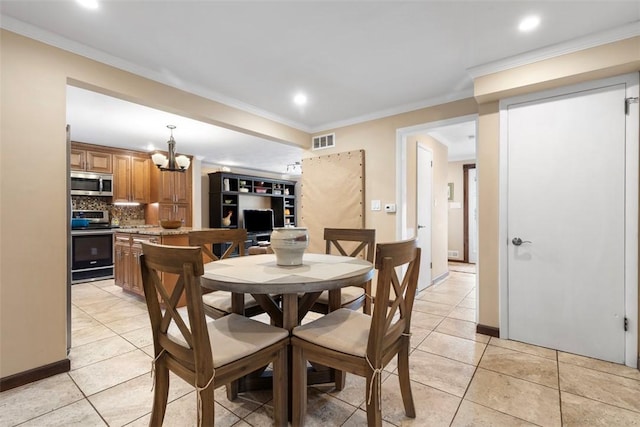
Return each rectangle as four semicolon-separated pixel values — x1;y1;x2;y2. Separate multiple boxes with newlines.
384;203;396;213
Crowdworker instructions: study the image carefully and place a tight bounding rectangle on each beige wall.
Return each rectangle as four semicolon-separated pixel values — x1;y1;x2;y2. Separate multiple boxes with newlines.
0;30;309;378
405;136;449;281
474;36;640;340
308;99;479;246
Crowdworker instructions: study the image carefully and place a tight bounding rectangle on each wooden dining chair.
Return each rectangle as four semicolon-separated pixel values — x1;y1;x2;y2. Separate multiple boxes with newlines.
291;239;421;427
188;229;263;319
140;242;289;427
307;228;375;315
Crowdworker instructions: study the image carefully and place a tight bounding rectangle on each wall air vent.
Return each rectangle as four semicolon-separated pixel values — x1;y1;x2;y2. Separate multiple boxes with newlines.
312;133;335;150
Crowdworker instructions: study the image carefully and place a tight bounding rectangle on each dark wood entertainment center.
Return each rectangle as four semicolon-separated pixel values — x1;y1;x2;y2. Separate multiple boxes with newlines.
208;172;297;248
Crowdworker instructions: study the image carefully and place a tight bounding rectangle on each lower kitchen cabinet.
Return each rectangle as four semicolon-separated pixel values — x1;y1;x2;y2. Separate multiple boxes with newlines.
115;233;159;295
114;231;188;305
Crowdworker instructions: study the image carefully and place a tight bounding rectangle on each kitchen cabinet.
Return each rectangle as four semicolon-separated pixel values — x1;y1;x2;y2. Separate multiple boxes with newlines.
158;203;190;225
149;164;192;226
113;155;150;204
70;146;112;173
208;172;296;229
115;233;158;295
114;231;188;305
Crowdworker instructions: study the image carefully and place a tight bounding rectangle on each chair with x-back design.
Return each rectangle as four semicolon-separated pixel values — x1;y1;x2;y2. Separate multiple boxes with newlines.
140;242;289;426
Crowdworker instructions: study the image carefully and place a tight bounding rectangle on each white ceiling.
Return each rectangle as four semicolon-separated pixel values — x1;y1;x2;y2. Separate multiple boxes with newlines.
2;1;639;172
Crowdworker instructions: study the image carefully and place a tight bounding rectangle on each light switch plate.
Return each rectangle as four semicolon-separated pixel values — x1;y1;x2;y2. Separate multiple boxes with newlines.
371;200;381;211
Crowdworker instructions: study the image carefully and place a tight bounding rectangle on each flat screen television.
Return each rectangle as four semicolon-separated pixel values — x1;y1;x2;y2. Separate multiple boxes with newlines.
243;209;274;233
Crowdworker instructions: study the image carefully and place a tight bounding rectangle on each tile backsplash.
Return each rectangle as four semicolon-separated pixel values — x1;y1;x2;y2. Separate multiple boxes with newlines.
72;196;146;226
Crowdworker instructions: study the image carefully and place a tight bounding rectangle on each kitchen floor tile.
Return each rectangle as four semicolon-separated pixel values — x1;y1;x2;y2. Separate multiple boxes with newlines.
69;335;137;370
559;362;640;413
19;398;106;427
121;325;153;348
89;372;192;426
479;344;559;388
417;331;486;366
465;368;561;426
104;312;150;335
69;349;151;396
377;374;461;426
406;348;476;397
489;336;557;360
300;387;357;427
410;311;444;330
412;299;454;316
560;390;640;426
434;317;490;343
72;323;117;347
0;373;84;426
125;392;240;427
451;399;537;426
447;306;476;322
558;351;640;381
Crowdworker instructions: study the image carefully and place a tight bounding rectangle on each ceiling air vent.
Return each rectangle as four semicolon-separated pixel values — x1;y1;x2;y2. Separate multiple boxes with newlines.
312;133;335;150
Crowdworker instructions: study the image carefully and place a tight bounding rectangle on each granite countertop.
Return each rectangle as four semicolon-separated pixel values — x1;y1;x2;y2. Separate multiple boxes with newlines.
116;226;196;236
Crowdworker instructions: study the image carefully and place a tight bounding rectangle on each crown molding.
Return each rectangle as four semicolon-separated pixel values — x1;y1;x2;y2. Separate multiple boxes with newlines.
468;21;640;79
0;15;312;133
309;88;474;134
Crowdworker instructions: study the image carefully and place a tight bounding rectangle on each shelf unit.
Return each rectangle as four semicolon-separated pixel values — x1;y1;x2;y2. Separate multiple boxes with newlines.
208;172;296;230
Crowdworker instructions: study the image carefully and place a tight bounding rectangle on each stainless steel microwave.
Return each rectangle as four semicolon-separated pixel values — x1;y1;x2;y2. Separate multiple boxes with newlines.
70;172;114;196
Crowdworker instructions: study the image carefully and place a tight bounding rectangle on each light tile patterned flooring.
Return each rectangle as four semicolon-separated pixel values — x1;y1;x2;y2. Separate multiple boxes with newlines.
2;264;640;426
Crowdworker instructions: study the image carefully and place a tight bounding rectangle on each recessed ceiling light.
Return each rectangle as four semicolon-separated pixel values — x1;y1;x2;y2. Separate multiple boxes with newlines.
293;93;307;106
146;143;155;151
519;15;540;32
76;0;99;10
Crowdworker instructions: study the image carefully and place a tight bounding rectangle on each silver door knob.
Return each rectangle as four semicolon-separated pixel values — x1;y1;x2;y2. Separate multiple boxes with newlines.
417;225;426;229
512;237;532;246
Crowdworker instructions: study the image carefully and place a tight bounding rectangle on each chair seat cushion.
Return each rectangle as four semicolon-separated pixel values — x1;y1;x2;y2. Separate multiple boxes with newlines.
315;286;365;305
169;311;288;368
202;291;259;313
292;308;370;357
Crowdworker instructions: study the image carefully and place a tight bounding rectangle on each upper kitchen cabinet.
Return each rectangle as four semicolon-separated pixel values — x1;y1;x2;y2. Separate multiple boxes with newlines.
113;154;150;204
70;143;112;173
150;163;191;204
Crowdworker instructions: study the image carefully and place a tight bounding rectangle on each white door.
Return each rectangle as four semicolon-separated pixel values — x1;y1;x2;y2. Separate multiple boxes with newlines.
505;74;638;364
467;167;478;264
417;145;432;291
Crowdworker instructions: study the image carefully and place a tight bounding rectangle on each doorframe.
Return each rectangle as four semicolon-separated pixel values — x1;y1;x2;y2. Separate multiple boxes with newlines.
463;163;476;263
395;114;479;241
498;73;639;367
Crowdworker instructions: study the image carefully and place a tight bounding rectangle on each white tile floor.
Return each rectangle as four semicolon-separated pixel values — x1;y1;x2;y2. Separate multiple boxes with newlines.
2;264;640;426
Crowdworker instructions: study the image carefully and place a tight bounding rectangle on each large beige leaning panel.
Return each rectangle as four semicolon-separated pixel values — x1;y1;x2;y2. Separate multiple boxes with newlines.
300;150;365;254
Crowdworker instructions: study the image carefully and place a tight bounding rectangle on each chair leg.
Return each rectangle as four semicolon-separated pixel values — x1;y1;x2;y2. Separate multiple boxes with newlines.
225;381;239;401
292;345;307;427
363;282;372;315
334;369;346;391
272;346;288;427
397;340;416;418
198;383;215;426
149;361;170;427
365;371;382;427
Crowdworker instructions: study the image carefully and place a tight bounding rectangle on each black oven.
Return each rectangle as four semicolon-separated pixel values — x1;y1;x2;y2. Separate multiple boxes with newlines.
71;229;114;283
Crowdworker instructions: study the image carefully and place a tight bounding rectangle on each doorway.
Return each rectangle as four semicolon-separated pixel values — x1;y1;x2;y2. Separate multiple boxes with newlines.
463;164;477;264
499;73;638;366
396;114;479;287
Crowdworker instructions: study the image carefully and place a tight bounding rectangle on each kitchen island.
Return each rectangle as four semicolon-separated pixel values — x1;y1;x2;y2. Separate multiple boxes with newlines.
114;226;210;303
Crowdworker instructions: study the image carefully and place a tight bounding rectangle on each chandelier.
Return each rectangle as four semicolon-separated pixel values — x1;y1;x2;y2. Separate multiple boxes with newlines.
151;125;191;172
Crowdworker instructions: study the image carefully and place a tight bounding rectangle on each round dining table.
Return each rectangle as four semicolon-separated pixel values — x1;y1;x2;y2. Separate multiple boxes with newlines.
200;252;374;332
200;252;374;412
